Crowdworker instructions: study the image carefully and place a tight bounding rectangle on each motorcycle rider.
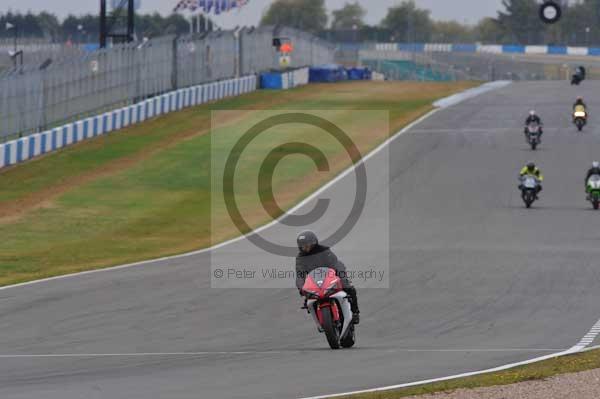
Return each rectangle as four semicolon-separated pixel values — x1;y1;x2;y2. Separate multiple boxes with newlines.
585;161;600;199
572;66;586;84
573;96;588;116
519;161;544;197
296;231;360;324
524;110;543;139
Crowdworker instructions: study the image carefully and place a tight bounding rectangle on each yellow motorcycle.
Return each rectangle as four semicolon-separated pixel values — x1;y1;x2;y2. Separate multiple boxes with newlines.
573;105;587;132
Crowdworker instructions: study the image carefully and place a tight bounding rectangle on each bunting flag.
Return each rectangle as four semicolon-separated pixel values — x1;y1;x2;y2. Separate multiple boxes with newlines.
201;0;211;13
174;0;249;14
173;0;199;12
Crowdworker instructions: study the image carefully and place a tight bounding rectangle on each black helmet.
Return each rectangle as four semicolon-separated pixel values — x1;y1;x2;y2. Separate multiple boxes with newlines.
297;231;318;253
527;161;536;171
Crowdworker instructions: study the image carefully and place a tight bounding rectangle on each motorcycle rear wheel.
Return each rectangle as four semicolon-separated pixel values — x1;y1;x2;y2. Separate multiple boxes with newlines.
321;307;340;349
531;141;537;150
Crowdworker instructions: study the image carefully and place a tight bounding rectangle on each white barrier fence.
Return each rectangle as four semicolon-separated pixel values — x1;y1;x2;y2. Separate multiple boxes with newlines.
373;42;600;57
0;75;258;170
282;67;310;89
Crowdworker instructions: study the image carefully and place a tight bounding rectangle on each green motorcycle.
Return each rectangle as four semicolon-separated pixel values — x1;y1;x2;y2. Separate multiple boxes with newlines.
587;175;600;210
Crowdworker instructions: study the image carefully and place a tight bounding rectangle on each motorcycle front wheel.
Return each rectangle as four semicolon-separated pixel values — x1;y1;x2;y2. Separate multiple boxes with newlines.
340;324;356;348
523;192;534;208
321;306;340;349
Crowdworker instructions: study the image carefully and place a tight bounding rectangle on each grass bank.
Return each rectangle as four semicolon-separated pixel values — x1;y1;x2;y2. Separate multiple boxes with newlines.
0;81;475;286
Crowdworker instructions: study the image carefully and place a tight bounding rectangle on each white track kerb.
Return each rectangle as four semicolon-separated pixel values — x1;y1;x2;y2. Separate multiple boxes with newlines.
2;80;598;398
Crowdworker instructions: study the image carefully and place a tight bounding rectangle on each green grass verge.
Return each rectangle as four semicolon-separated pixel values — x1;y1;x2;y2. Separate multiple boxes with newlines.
338;348;600;398
0;81;476;286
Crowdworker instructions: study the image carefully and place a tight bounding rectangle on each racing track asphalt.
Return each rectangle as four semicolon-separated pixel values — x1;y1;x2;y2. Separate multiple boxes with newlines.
1;81;600;399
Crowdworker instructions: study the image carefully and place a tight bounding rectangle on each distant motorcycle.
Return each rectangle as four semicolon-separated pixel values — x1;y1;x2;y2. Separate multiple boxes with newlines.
525;122;542;150
302;267;356;349
520;175;540;208
571;66;586;85
573;109;587;131
587;175;600;210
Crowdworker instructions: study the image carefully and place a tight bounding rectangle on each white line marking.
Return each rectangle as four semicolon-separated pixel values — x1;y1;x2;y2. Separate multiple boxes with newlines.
0;349;568;359
572;318;600;350
433;81;511;108
298;318;600;399
0;108;441;292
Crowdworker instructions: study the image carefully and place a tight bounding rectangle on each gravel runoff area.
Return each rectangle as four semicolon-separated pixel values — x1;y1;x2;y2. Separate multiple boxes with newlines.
403;369;600;399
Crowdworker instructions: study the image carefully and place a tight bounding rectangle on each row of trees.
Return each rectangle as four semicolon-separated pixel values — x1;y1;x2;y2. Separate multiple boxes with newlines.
0;12;192;42
261;0;600;46
3;0;600;45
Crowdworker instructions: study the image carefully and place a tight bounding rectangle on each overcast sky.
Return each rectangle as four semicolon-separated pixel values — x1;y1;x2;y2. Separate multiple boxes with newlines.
3;0;505;28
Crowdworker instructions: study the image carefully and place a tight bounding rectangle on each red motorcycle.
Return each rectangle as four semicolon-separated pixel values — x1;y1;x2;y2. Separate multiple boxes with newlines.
302;267;356;349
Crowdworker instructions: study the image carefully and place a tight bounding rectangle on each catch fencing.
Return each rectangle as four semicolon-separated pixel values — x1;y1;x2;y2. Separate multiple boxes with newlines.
359;46;600;82
0;26;334;141
0;39;81;73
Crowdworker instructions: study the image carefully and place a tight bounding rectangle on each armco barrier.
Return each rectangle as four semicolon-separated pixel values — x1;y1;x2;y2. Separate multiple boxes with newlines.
372;42;600;57
0;75;258;170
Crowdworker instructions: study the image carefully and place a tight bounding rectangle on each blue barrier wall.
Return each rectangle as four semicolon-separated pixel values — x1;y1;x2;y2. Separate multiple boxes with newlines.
452;44;477;53
261;73;284;89
502;45;526;54
548;46;567;55
346;67;372;80
259;68;310;90
588;48;600;56
309;65;348;83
